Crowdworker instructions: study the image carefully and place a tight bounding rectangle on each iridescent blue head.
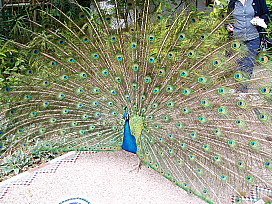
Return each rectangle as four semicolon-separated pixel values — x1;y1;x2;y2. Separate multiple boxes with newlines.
123;106;128;119
123;113;128;119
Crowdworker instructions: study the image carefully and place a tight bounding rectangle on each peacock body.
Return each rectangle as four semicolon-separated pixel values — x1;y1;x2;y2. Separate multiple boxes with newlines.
0;1;272;203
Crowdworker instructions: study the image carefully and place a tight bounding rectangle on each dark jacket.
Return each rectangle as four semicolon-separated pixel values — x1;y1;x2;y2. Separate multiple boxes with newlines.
228;0;270;22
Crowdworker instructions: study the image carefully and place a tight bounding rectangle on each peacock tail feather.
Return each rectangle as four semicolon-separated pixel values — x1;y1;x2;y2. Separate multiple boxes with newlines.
0;1;271;203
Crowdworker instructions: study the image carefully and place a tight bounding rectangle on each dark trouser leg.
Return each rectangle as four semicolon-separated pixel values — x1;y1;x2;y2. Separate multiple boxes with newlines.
243;37;260;78
235;37;260;92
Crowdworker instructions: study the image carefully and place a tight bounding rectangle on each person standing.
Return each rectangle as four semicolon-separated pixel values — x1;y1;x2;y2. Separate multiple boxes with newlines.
227;0;270;92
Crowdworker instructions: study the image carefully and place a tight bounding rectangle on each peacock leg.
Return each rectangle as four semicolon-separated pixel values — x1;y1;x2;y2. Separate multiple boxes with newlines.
129;158;142;173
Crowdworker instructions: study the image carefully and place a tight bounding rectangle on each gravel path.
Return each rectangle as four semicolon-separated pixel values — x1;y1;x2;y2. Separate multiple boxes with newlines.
0;151;207;204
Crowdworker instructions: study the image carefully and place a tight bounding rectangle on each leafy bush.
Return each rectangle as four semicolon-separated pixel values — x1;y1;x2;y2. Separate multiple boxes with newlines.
0;138;60;180
0;150;32;176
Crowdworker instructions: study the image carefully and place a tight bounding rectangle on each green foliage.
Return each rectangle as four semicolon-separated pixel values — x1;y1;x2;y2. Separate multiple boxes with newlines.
265;0;272;39
0;41;28;102
0;138;59;179
0;150;31;176
8;13;32;43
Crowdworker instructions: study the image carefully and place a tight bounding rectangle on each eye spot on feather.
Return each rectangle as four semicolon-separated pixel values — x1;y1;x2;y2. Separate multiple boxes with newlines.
180;70;188;78
93;88;100;93
32;49;39;55
237;100;246;108
153;87;159;94
79;12;86;19
220;13;226;19
190;132;197;139
127;1;133;7
221;174;227;181
197;168;202;175
132;64;139;71
179;33;185;40
181;107;190;114
58;39;64;45
162;116;169;122
200;34;206;40
130;27;135;33
140;95;146;101
176;123;183;129
80;72;87;78
40;128;46;133
149;56;155;63
131;83;137;90
131;42;137;49
117;55;122;61
95;112;101;117
260;86;270;94
125;94;130;100
235;198;242;204
93;53;99;59
234;72;244;81
188;51;193;57
110;89;116;95
27;70;33;75
62;75;68;80
259;113;268;121
31;111;37;116
49;61;56;66
58;93;65;99
189;154;195;161
83;37;89;43
228;140;236;148
265;161;272;169
111;35;117;42
158;69;165;76
43;23;49;29
237;161;245;169
246;176;254;183
68;58;74;63
259;55;268;63
105;15;111;22
213;59;221;66
191;17;198;23
145;76;151;83
199;116;206;123
218;87;227;95
111;111;117;116
157;14;162;21
235;119;244;127
214;129;221;136
168;51;174;58
102;69;108;76
231;41;240;49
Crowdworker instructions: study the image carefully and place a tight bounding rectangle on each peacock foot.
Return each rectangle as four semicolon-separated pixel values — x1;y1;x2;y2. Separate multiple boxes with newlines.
129;159;142;173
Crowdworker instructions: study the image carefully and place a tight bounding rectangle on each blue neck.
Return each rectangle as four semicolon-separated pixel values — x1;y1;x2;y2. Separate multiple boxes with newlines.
122;119;137;154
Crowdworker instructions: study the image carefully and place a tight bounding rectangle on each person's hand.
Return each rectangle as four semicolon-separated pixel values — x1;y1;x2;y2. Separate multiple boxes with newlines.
227;25;234;32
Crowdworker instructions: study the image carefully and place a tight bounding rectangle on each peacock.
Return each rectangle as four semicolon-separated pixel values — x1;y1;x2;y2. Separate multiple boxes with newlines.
0;0;272;203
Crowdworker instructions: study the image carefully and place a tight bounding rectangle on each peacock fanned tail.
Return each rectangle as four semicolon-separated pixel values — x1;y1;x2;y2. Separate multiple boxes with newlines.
0;1;271;203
